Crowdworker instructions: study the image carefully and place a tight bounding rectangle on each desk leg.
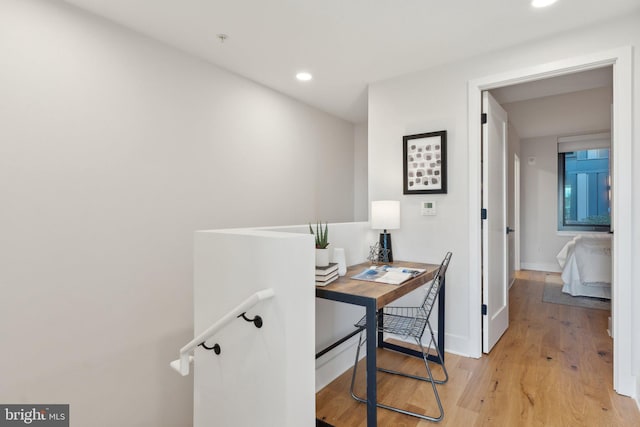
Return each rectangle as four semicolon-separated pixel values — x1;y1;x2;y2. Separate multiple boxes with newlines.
377;308;383;349
365;301;378;427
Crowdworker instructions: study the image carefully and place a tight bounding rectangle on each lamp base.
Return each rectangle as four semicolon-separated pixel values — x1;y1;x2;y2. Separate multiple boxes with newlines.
379;232;393;263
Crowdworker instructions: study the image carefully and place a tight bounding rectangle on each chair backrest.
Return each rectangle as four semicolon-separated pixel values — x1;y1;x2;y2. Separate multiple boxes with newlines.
420;252;452;319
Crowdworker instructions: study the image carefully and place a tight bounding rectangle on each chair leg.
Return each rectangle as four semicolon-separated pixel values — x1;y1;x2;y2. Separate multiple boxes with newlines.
377;325;448;386
426;321;448;385
349;332;367;404
415;338;444;422
349;331;445;422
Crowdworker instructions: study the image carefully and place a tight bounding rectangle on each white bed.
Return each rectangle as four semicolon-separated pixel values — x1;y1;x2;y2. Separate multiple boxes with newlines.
556;234;611;299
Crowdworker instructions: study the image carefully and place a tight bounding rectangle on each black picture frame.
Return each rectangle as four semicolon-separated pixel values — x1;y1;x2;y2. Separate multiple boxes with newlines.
403;131;447;194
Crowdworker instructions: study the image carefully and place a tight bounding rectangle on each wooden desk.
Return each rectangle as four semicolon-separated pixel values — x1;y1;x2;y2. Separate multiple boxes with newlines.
315;261;445;427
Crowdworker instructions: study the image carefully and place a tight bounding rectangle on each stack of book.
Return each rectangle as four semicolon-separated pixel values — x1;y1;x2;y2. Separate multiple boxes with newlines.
315;263;339;286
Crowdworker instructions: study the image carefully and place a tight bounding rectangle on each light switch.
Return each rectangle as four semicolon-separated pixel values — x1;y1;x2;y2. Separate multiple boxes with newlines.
421;201;437;216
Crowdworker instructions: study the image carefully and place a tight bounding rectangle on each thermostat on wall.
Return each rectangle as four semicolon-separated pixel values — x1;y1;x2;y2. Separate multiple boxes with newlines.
421;201;437;216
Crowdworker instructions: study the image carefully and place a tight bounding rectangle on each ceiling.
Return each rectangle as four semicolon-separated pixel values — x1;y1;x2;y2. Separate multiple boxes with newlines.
492;66;613;139
62;0;639;123
491;66;612;105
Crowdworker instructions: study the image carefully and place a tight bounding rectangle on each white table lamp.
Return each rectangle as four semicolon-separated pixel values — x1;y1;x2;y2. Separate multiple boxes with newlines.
371;200;400;262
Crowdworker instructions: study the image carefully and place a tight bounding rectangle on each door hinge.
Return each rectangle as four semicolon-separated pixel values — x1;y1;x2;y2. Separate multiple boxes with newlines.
482;304;487;315
481;208;487;220
481;113;487;124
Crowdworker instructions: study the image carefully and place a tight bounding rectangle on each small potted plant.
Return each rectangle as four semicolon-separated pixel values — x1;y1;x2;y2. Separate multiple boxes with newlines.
309;222;330;267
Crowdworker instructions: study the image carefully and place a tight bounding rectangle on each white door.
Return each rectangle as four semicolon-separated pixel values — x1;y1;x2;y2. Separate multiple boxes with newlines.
482;91;509;353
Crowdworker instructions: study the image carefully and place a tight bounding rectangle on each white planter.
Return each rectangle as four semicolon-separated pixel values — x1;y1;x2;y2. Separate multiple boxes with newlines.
315;248;330;267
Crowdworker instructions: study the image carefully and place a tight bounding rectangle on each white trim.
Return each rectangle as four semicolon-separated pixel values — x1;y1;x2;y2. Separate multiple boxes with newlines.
315;336;360;392
556;230;608;237
467;47;633;396
520;262;562;273
557;132;611;143
610;47;634;396
557;133;611;152
514;154;521;272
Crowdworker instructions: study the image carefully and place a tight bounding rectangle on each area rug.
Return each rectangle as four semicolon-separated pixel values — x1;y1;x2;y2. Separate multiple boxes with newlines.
543;275;610;311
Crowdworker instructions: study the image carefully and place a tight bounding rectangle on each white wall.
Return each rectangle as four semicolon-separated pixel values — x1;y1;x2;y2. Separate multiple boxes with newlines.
193;230;315;427
259;222;376;391
368;10;640;376
519;136;569;272
0;0;356;425
502;86;613;139
354;123;369;221
503;87;613;272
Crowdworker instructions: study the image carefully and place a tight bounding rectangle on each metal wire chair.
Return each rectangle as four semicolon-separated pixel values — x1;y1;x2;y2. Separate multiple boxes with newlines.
349;251;452;422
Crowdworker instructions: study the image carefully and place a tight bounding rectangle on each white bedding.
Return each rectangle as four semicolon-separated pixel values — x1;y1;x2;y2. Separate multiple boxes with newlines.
556;234;611;299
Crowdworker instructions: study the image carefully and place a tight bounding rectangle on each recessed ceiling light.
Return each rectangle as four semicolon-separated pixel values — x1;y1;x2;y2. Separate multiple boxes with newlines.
531;0;558;7
296;72;313;81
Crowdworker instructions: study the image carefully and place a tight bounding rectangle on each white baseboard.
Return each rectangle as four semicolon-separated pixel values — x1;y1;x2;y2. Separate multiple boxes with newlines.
520;262;561;273
442;333;471;357
315;335;360;392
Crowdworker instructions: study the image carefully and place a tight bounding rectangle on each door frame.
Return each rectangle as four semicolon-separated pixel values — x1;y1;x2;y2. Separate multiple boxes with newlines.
513;153;521;277
466;46;633;396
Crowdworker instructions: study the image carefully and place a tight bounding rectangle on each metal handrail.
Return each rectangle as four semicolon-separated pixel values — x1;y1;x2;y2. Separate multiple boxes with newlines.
170;288;275;376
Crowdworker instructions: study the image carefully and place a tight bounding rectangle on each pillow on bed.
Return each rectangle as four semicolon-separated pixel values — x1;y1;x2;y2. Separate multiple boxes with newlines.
556;240;575;269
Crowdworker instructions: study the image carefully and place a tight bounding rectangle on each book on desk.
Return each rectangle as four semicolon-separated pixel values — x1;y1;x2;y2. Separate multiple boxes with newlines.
351;265;425;285
316;263;339;286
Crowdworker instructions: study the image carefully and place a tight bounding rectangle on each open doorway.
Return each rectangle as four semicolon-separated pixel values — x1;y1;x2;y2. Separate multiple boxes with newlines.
484;66;613;344
467;47;634;397
491;66;612;279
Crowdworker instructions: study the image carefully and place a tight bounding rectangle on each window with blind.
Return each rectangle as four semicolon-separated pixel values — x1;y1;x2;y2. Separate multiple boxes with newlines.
557;133;611;232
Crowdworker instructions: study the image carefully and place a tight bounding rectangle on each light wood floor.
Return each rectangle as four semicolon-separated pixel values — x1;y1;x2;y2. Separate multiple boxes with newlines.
316;270;640;426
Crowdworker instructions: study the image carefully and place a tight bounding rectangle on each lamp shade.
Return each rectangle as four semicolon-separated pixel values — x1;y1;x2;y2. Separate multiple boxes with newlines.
371;200;400;230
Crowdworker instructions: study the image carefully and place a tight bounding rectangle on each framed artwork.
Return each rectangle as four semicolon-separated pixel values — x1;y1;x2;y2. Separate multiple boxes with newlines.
403;131;447;194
